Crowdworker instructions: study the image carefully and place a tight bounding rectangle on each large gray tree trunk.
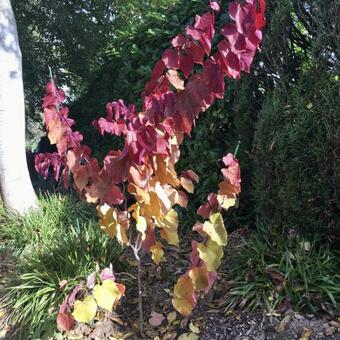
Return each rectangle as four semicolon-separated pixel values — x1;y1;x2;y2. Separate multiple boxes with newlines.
0;0;38;214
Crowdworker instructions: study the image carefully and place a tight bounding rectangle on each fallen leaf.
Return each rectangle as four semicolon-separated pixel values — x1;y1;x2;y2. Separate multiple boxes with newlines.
300;327;311;340
275;315;291;333
325;326;336;336
189;322;200;334
149;312;165;327
167;311;177;324
178;333;199;340
107;314;125;326
330;321;340;329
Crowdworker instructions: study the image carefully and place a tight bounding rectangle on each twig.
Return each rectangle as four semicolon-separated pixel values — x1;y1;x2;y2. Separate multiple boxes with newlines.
130;233;145;337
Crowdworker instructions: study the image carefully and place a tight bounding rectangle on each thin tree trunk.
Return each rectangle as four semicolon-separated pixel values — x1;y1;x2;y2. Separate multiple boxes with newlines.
0;0;38;214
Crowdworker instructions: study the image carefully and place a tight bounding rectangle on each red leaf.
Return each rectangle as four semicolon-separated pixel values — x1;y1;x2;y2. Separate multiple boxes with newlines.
255;0;266;30
162;48;180;69
175;89;201;122
100;266;116;283
57;311;75;332
186;26;201;40
194;12;215;31
184;41;205;65
151;59;166;81
179;55;194;78
221;153;241;192
104;150;130;184
187;75;214;111
85;169;124;205
167;70;184;90
197;193;219;218
172;33;187;48
203;59;225;99
218;40;241;79
210;1;221;12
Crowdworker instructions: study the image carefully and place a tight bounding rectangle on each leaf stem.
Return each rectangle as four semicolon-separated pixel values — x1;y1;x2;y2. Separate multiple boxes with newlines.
234;140;241;157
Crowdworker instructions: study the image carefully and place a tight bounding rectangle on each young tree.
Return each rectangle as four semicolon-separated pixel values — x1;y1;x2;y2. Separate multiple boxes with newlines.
0;0;38;214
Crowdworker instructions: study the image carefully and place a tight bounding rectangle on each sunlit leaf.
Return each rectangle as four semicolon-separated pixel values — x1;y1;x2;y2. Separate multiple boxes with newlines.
202;213;228;246
189;266;209;291
150;241;165;264
197;239;223;271
72;296;97;324
172;275;196;316
93;279;125;311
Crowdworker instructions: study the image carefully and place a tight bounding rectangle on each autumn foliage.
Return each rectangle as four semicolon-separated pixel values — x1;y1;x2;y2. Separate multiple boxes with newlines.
35;0;266;328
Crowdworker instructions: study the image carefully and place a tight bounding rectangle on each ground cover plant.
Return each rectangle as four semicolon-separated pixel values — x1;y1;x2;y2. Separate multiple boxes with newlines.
0;195;125;338
224;224;340;313
32;0;266;336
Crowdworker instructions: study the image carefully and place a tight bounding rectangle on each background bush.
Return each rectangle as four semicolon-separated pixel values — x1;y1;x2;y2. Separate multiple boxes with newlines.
253;73;339;238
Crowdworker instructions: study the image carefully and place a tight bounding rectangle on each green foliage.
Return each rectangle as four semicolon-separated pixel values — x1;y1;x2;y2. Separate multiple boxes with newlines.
253;73;339;237
251;0;339;237
13;0;173;146
0;195;125;338
0;193;93;250
225;225;340;313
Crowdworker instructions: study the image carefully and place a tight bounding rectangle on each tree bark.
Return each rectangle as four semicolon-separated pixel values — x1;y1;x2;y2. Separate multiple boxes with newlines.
0;0;38;214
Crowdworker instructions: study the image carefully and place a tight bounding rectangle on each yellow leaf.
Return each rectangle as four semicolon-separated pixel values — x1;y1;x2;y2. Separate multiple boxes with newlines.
144;192;162;220
72;296;97;324
197;239;223;271
178;333;199;340
137;215;147;235
154;155;180;187
130;204;147;240
189;267;209;291
172;298;195;317
167;311;177;324
180;177;194;193
128;183;150;204
155;182;172;211
93;280;124;311
202;213;228;246
172;275;196;316
159;209;179;246
150;242;164;265
97;204;129;245
189;322;200;334
217;194;236;211
47;119;65;144
300;327;311;340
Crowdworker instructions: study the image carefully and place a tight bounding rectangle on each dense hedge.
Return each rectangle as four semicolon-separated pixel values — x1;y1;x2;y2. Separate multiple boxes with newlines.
252;0;339;238
253;72;339;237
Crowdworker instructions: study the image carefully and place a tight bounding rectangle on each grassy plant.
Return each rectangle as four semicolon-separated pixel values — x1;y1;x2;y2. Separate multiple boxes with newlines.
224;224;340;314
0;193;94;250
0;194;125;338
